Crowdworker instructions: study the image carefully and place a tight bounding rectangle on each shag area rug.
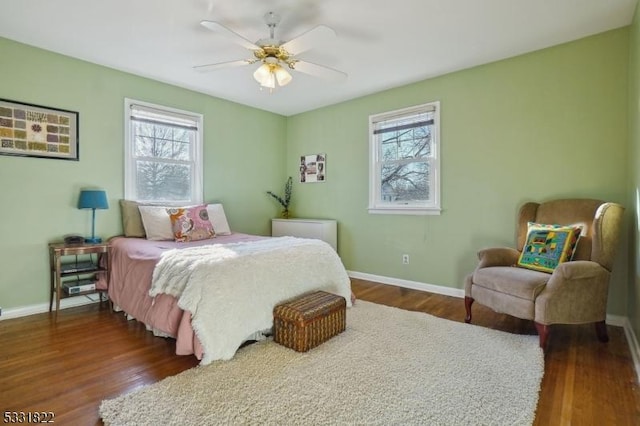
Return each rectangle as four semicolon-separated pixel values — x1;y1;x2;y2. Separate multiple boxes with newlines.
100;301;544;425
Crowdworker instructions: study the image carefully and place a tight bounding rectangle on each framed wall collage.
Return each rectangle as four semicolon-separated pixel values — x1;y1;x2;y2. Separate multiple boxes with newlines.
300;153;326;183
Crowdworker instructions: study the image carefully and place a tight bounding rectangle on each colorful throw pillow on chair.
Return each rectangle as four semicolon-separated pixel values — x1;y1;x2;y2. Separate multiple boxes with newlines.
167;205;215;242
517;222;582;273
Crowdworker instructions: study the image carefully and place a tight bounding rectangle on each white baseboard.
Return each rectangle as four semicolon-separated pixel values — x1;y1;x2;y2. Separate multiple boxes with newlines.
0;294;102;321
621;317;640;383
607;314;640;382
348;270;640;383
605;313;626;327
347;270;464;299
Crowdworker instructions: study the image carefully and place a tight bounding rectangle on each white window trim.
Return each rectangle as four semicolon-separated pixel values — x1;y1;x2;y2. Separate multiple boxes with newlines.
368;101;441;215
124;98;204;205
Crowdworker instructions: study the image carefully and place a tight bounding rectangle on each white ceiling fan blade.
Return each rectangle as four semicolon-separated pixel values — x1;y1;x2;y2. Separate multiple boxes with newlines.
293;60;347;82
193;60;251;72
281;25;336;55
200;20;259;50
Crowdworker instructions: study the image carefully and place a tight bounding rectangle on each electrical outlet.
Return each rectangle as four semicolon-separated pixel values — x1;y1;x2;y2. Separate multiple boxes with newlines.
402;254;410;264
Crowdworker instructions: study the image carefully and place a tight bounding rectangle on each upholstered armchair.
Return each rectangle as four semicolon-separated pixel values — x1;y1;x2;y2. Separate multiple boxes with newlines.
464;199;624;349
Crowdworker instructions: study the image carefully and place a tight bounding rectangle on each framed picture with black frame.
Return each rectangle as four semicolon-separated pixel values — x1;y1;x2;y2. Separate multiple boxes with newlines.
0;98;79;161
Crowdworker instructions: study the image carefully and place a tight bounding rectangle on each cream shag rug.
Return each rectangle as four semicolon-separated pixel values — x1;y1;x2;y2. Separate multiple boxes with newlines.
100;301;544;425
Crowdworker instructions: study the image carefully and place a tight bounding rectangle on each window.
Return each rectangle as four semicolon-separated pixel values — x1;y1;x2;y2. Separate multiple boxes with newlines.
124;99;203;204
368;101;440;215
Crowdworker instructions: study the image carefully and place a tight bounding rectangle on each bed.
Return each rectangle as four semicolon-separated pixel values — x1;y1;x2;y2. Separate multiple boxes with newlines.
102;202;353;365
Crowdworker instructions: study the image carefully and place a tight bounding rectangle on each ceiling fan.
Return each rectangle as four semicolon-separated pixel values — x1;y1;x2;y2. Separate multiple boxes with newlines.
194;12;347;91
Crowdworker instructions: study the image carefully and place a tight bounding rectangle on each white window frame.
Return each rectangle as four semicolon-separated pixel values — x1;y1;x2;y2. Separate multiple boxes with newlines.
368;101;441;215
124;98;203;205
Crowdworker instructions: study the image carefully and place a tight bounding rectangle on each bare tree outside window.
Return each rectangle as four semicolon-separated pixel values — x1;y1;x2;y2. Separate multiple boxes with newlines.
133;122;192;202
380;124;431;203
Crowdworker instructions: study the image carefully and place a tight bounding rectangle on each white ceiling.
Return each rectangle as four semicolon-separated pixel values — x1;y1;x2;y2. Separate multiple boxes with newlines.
0;0;637;116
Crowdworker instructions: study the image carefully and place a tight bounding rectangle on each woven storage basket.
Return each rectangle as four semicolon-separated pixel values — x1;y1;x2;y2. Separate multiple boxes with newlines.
273;291;346;352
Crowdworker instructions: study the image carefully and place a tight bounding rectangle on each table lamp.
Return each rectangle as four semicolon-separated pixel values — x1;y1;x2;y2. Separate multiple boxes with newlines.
78;189;109;243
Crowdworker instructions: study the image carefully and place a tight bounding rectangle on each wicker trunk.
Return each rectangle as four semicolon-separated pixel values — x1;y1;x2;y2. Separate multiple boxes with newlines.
273;291;346;352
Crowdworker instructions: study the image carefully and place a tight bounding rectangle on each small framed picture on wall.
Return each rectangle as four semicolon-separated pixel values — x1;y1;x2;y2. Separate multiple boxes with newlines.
300;153;325;183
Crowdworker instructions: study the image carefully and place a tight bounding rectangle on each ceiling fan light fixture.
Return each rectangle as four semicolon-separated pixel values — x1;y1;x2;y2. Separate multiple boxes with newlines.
274;66;292;86
264;72;276;89
253;61;291;89
253;63;272;86
197;11;346;92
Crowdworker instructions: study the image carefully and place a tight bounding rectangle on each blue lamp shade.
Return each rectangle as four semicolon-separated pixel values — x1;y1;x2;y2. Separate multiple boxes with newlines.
78;189;109;244
78;190;109;210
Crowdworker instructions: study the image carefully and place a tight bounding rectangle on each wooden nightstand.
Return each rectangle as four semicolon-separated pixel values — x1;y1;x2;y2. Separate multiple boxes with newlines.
48;241;110;321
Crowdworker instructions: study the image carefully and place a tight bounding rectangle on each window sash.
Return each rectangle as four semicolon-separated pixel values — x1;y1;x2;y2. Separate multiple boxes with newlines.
124;98;203;204
369;101;440;215
378;158;434;205
131;122;194;163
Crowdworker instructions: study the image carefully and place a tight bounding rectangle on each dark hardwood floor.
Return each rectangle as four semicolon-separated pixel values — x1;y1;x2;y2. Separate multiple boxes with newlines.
1;278;639;425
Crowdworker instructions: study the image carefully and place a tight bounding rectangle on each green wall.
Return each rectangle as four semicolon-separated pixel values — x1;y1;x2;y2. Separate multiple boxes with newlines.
0;37;287;310
628;5;640;338
287;28;631;315
0;26;634;319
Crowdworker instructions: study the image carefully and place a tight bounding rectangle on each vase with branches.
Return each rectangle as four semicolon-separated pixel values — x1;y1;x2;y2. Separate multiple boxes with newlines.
267;176;293;219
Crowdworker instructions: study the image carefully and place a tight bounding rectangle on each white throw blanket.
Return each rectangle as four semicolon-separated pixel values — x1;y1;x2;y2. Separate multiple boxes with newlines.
149;236;352;364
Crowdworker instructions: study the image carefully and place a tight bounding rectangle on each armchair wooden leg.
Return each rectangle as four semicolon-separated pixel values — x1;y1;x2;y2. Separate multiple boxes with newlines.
534;322;550;349
464;296;474;323
595;321;609;343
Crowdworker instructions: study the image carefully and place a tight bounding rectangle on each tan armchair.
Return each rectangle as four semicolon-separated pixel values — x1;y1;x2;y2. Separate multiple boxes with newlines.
464;199;624;349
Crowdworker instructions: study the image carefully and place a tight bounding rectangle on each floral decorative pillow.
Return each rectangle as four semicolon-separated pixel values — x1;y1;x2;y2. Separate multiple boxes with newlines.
517;222;582;273
167;205;215;242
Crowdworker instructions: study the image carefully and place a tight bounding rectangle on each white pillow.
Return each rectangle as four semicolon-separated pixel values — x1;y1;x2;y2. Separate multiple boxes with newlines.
207;204;231;235
138;205;173;240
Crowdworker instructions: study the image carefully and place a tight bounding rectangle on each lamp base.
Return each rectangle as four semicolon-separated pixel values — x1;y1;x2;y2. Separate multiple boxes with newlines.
84;236;102;244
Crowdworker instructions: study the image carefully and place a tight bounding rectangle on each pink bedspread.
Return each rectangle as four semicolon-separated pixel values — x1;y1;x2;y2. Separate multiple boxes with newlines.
105;233;266;359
